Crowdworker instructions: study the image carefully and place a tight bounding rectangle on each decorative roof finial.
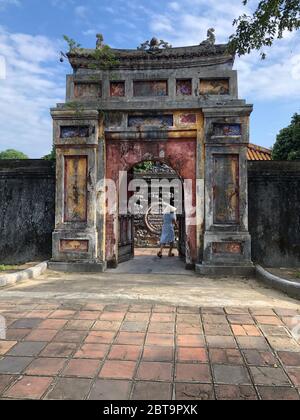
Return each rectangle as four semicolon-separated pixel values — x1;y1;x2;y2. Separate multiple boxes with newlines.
200;28;216;46
137;37;172;53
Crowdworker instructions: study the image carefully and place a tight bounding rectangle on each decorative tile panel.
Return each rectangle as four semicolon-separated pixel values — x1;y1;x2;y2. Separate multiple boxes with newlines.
213;123;242;136
179;114;197;125
133;80;168;97
128;114;173;128
176;79;192;96
200;79;230;95
213;154;239;225
64;156;88;222
110;82;125;97
74;82;102;98
60;240;89;253
212;242;243;254
60;126;90;139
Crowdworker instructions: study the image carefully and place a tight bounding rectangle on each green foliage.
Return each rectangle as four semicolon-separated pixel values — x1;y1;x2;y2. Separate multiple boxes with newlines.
134;161;155;173
65;101;85;117
0;149;28;159
228;0;300;58
63;35;81;52
0;265;17;271
272;113;300;160
43;146;56;161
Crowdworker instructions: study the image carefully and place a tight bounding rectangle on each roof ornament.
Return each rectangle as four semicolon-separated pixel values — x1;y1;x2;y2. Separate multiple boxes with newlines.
200;28;216;46
96;33;104;50
137;37;172;53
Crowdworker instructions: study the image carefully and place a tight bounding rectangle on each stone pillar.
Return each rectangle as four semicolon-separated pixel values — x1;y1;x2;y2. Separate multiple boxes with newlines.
196;105;254;276
49;108;106;272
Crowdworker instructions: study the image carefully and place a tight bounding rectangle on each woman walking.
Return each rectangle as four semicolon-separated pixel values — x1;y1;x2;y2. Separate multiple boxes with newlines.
157;204;177;258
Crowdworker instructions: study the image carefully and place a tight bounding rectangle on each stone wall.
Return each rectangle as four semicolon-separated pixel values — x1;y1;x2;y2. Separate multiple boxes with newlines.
0;160;55;264
248;161;300;267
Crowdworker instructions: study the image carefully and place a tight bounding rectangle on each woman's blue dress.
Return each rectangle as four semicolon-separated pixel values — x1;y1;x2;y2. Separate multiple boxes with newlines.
160;213;176;244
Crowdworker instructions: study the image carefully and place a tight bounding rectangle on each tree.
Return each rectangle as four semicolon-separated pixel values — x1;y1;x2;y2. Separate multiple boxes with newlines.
272;113;300;160
0;149;28;159
229;0;300;58
42;146;56;161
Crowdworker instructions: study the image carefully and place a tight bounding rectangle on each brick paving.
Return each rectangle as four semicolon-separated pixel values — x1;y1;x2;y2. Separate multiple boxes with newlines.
0;300;299;400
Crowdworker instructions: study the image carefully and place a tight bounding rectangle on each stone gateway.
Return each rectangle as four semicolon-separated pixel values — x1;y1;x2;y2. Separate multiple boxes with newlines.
49;35;253;275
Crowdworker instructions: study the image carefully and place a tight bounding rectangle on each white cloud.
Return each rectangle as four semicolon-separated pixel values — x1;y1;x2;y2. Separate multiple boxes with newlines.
75;5;88;19
0;26;65;158
0;0;20;9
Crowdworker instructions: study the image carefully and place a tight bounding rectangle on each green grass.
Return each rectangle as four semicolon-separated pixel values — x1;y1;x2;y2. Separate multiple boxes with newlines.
295;272;300;279
0;265;18;271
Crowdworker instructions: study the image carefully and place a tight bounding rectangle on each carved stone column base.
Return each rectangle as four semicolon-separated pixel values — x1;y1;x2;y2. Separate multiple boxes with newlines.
48;261;107;273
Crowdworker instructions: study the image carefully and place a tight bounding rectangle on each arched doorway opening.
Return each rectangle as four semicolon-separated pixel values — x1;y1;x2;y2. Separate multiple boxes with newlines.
117;160;187;266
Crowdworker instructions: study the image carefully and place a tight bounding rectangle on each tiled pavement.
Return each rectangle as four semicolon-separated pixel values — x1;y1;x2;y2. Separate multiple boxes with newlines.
0;300;299;400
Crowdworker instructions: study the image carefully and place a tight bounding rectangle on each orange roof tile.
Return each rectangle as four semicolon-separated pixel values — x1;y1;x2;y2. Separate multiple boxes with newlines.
247;143;272;161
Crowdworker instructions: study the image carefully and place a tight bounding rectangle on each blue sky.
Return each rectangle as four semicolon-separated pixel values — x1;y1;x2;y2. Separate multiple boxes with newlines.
0;0;299;157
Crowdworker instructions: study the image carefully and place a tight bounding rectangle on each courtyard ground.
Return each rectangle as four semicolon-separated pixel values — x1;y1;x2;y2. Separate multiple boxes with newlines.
0;255;299;400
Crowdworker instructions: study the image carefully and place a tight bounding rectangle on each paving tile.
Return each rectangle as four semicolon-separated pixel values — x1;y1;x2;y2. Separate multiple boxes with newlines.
10;318;43;329
132;382;172;400
260;325;291;337
49;310;76;319
99;361;136;380
0;356;33;374
204;323;232;336
85;331;116;344
177;347;208;363
250;309;276;316
7;341;46;357
108;345;141;361
62;359;100;378
129;304;152;313
38;319;68;330
281;317;300;329
65;320;95;331
227;315;255;325
206;336;237;349
115;332;145;346
176;335;205;348
75;311;100;320
202;315;228;325
146;333;174;347
286;368;300;387
236;336;269;350
137;362;173;381
26;310;53;319
176;323;202;335
0;341;17;355
175;383;214;400
93;321;122;331
125;313;151;322
104;304;129;312
177;315;201;324
99;312;126;322
151;314;175;323
53;330;87;343
40;342;77;358
201;308;225;315
6;329;31;341
255;316;284;326
24;329;58;342
0;375;16;394
213;365;251;385
267;336;300;352
25;358;67;376
224;308;250;315
231;325;261;337
258;386;300;400
148;322;174;334
274;309;299;317
243;350;279;367
121;322;148;333
215;385;257;400
209;349;244;365
142;346;174;362
177;307;200;314
84;303;106;311
175;363;211;383
278;351;300;367
250;367;291;386
88;379;131;400
4;376;53;400
45;378;92;400
74;344;109;359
